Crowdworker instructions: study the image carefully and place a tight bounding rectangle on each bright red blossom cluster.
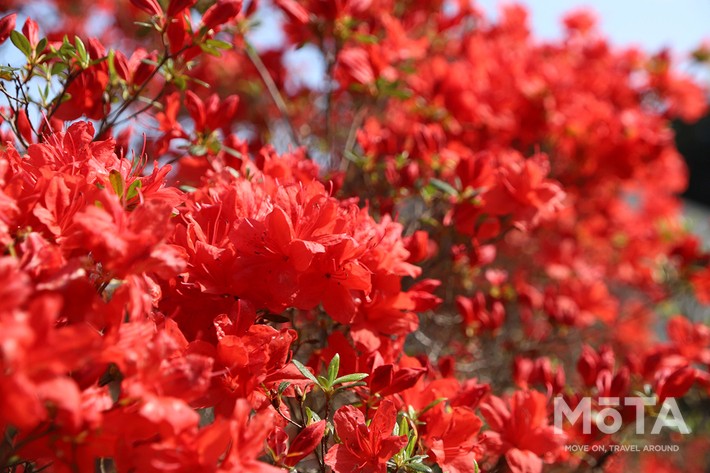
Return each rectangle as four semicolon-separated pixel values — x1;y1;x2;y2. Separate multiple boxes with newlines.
0;120;426;471
1;1;710;473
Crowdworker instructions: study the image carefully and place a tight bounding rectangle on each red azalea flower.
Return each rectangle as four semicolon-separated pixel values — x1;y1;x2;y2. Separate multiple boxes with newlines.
480;390;566;473
325;400;407;473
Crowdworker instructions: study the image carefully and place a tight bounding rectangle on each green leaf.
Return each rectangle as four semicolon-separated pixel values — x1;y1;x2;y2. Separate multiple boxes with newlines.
59;47;76;61
89;56;108;67
332;373;369;386
428;178;458;196
140;58;161;67
0;66;17;81
292;359;319;385
221;145;243;159
10;31;32;58
405;429;417;457
173;74;187;91
406;462;432;472
399;416;410;439
327;354;340;384
205;39;233;50
50;62;66;76
188;144;208;156
199;42;223;57
419;397;447;415
108;170;124;197
36;38;48;55
37;83;49;102
125;179;142;200
277;381;290;396
187;76;210;88
354;33;379;45
333;381;368;394
305;407;322;423
107;49;117;79
75;36;88;67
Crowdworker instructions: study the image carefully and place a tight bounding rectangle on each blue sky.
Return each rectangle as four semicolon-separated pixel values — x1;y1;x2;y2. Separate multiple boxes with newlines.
475;0;710;53
250;0;710;54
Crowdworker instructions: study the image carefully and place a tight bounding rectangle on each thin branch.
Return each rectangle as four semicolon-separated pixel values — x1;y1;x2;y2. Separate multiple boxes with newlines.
274;404;303;429
112;86;168;128
322;36;342;162
44;68;80;122
94;40;194;140
14;74;38;138
244;41;301;147
0;82;30;149
340;105;367;172
95;56;169;139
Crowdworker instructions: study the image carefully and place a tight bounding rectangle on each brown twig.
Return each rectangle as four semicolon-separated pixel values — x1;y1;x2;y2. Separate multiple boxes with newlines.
244;41;301;147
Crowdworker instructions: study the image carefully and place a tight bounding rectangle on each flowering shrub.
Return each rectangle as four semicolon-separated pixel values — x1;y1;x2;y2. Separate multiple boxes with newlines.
0;1;709;472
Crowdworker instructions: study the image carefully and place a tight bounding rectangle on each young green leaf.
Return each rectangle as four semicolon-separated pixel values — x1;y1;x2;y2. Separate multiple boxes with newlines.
428;178;458;196
10;31;32;58
277;381;290;396
399;416;410;440
50;62;66;76
333;380;368;394
205;39;232;50
75;36;88;67
305;406;322;423
404;454;433;473
406;463;432;473
188;144;208;156
419;397;447;416
199;42;223;57
35;38;47;55
332;373;369;386
327;354;340;384
0;66;16;81
405;429;417;457
108;170;124;197
292;359;319;385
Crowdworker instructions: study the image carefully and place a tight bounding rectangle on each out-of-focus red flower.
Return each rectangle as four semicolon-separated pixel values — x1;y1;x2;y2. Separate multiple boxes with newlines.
22;18;39;47
129;0;162;16
655;366;696;402
456;292;505;333
167;0;197;18
514;356;566;395
691;268;710;304
54;39;109;121
15;109;33;144
201;0;242;31
336;47;376;88
0;13;16;44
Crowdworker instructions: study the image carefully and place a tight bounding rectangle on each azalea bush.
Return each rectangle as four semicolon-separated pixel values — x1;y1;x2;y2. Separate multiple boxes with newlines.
1;1;710;472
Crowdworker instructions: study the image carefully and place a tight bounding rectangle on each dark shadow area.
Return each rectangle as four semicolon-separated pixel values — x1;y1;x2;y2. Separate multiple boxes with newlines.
676;111;710;205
